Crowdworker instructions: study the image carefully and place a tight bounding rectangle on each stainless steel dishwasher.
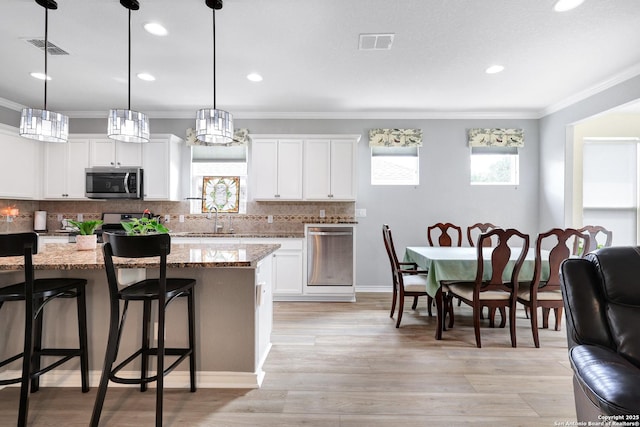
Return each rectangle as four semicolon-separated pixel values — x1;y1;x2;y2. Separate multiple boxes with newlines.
307;226;354;286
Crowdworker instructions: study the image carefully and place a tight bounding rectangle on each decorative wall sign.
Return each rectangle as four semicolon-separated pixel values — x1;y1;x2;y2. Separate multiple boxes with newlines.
369;128;423;147
187;128;250;146
467;128;524;147
202;176;240;213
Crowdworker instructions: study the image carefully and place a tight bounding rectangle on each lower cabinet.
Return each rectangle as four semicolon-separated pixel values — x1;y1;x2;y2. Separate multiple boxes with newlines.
242;239;304;298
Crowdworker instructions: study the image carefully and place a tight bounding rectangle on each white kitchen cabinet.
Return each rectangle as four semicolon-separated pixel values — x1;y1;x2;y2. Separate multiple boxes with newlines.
0;126;40;199
303;138;358;201
142;134;183;201
43;138;90;199
250;139;303;200
90;138;142;167
243;238;304;297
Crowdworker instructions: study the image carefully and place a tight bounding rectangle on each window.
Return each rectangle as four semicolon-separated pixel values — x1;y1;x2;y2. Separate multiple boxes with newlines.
582;138;639;246
189;145;248;214
371;146;419;185
470;146;519;185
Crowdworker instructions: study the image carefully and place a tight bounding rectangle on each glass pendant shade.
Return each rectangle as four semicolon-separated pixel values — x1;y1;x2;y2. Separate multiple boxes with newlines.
20;107;69;143
107;109;150;143
196;108;234;144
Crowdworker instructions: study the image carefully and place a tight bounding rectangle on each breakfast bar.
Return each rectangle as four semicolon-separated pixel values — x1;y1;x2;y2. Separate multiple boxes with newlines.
0;241;280;389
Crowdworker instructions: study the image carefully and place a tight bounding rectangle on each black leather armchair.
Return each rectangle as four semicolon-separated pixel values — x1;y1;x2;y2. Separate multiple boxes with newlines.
560;247;640;419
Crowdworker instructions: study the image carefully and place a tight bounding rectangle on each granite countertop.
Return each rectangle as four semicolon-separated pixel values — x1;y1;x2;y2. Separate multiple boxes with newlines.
0;242;280;271
41;231;306;239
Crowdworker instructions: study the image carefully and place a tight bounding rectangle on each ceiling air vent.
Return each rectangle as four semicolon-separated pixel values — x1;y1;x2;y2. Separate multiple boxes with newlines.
24;38;69;55
358;33;394;51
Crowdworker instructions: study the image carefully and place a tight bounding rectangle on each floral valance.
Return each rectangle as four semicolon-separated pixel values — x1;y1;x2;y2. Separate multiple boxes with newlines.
186;128;250;147
369;128;423;147
468;128;524;148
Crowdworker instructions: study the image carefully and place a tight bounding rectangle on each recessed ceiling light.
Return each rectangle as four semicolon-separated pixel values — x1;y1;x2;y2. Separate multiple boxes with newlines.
144;22;168;36
247;73;263;82
30;72;51;81
554;0;584;12
485;65;505;74
137;73;156;81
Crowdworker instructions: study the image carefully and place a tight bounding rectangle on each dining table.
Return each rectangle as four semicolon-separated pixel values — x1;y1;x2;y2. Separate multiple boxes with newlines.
403;246;549;340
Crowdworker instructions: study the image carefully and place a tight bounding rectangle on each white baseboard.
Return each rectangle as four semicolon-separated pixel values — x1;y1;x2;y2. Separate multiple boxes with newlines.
0;369;264;390
355;286;392;293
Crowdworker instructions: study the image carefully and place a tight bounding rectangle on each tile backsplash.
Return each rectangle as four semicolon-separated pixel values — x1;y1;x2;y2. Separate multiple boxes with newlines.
1;199;355;234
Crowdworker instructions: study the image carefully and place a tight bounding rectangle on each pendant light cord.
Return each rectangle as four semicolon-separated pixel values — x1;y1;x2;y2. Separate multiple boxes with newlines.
128;7;132;110
212;7;216;109
43;5;49;110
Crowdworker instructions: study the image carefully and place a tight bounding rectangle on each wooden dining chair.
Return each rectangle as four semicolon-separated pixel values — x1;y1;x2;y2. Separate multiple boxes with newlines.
572;225;612;256
518;228;590;348
427;222;462;247
467;222;497;247
382;224;432;328
446;228;530;348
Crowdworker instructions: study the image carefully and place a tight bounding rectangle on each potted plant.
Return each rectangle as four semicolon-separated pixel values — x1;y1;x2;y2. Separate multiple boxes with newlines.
67;219;104;250
121;210;169;235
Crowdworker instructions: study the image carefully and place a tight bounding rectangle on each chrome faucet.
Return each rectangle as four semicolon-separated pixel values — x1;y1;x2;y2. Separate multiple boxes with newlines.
208;206;223;233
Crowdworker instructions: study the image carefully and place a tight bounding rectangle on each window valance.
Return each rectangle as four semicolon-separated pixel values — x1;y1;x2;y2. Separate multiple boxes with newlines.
369;128;423;147
468;128;524;148
186;128;250;146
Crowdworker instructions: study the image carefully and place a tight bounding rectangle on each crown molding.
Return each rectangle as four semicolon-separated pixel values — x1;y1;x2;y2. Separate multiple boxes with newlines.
540;62;640;117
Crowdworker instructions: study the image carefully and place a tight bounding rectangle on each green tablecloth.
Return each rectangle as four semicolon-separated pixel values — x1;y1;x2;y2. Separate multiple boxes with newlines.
404;246;549;297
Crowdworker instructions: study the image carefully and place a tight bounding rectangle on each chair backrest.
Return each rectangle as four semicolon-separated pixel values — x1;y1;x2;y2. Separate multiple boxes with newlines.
0;232;38;301
102;232;171;296
560;246;640;364
572;225;613;256
467;222;497;247
382;224;401;287
531;228;590;294
475;228;530;294
427;222;462;247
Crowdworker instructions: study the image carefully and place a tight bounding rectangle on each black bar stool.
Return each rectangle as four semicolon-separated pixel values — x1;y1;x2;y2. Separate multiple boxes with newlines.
91;232;196;427
0;232;89;427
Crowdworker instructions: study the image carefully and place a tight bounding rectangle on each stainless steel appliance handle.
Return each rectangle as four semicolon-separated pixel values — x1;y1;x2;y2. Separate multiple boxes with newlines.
124;172;130;194
308;231;352;236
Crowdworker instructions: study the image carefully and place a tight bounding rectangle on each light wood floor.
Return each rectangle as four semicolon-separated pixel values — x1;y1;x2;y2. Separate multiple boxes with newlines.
0;293;575;426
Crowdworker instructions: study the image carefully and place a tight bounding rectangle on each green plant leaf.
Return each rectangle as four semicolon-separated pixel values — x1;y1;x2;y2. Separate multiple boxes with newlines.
67;219;103;235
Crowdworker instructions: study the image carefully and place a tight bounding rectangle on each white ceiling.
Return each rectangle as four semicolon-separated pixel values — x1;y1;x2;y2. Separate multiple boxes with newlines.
1;0;640;119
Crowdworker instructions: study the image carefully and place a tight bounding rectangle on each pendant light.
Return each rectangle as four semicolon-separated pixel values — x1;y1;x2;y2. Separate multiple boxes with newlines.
107;0;150;143
195;0;234;145
19;0;69;143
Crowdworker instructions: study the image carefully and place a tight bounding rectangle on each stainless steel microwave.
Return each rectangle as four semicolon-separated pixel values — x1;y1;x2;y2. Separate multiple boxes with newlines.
85;167;143;199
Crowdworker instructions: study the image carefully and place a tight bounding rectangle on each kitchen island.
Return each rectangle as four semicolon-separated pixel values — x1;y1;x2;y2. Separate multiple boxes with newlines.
0;241;279;389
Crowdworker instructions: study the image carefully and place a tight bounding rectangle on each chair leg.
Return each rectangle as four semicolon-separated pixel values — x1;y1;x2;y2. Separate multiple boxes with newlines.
30;297;44;393
389;286;397;319
472;305;482;348
18;300;35;427
141;300;152;392
554;307;563;331
529;304;540;348
187;290;197;392
411;295;419;310
542;308;550;329
77;287;90;393
427;296;433;317
90;300;123;427
488;307;496;328
509;305;517;348
498;307;507;328
395;294;405;328
156;298;166;427
446;294;455;329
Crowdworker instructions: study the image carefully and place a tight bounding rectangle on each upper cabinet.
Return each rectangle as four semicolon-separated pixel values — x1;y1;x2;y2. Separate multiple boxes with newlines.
90;138;142;167
0;126;41;200
43;138;90;199
251;139;303;200
303;138;358;201
142;134;183;201
250;134;360;202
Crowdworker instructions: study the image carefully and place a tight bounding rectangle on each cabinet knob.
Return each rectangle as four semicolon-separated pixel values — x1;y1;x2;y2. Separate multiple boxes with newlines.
275;194;280;198
110;162;115;166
